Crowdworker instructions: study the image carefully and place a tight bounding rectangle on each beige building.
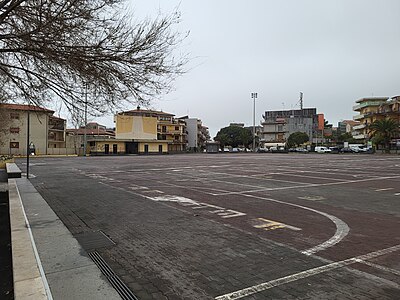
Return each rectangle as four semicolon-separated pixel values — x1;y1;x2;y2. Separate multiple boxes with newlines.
0;103;66;155
66;122;116;155
338;120;360;136
352;97;389;140
114;107;185;154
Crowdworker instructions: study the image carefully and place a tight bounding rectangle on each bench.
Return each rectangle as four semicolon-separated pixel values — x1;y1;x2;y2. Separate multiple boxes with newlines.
6;163;22;178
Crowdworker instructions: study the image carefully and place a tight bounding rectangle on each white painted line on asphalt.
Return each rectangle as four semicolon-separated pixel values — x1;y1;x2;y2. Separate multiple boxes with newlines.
298;196;325;201
273;173;348;182
215;244;400;300
375;188;394;191
211;186;308;196
220;210;247;218
212;175;400;195
145;195;247;219
198;170;315;186
159;180;229;195
241;194;349;256
395;193;400;196
358;260;400;276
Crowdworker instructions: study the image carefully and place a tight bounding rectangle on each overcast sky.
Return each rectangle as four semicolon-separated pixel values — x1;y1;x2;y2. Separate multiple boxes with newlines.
94;0;400;137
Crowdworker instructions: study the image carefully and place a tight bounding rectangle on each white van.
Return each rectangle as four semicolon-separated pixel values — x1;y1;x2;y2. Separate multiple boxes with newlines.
315;146;332;153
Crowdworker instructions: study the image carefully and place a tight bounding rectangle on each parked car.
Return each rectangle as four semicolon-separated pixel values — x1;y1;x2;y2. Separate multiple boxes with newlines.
340;147;353;153
329;147;340;154
257;148;268;153
350;145;368;153
315;146;332;153
295;147;309;153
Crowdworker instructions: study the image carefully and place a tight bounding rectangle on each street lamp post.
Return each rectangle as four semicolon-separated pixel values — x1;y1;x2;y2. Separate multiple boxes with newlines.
26;100;30;178
251;92;258;152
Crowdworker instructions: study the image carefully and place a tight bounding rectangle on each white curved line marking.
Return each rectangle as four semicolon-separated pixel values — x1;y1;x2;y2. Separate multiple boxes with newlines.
300;210;349;255
215;244;400;300
243;194;350;255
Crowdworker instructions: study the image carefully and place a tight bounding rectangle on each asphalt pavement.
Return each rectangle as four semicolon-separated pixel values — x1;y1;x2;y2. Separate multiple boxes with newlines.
18;153;400;299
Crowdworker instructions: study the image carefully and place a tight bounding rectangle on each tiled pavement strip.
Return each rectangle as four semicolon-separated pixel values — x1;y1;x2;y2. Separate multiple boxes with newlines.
13;177;121;300
18;155;400;299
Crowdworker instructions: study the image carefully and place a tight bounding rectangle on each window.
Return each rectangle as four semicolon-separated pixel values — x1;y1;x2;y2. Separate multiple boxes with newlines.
89;141;95;146
10;127;20;133
162;126;167;132
10;112;19;119
10;142;19;148
175;126;179;131
278;125;283;131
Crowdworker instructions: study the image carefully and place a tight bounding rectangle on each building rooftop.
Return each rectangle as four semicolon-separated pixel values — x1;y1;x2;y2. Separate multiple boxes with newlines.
342;120;360;126
355;97;388;104
66;128;115;136
0;103;55;113
119;106;174;117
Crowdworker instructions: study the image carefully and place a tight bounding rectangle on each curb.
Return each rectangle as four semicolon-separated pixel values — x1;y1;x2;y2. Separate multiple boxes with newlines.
8;179;49;300
12;178;122;300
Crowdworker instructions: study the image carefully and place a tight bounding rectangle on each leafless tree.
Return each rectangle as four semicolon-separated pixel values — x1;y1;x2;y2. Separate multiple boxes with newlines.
0;0;188;114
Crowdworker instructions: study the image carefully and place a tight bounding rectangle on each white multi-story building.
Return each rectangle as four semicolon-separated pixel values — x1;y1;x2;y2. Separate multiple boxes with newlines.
178;117;209;151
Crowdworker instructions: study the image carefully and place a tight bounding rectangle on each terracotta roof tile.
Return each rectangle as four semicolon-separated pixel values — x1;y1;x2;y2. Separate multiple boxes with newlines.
0;103;54;113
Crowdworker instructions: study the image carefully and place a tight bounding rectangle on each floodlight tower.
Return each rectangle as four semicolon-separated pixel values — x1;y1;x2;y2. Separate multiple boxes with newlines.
251;92;258;152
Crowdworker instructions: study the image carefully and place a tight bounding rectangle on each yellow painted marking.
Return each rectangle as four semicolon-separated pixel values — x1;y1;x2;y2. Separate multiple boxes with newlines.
253;218;301;231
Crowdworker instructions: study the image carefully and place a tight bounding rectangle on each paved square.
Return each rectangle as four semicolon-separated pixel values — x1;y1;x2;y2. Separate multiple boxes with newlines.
23;153;400;299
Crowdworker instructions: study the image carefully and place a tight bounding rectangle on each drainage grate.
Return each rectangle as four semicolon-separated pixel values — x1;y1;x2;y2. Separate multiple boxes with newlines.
88;251;138;300
74;230;115;252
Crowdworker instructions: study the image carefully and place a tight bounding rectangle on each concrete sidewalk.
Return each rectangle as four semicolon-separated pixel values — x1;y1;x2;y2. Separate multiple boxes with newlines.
10;177;121;300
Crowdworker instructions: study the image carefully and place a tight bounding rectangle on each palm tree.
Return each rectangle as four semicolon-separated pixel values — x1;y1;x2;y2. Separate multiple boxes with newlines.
369;119;399;151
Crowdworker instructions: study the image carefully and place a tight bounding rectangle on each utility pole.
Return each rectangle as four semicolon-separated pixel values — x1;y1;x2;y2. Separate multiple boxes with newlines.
251;92;258;152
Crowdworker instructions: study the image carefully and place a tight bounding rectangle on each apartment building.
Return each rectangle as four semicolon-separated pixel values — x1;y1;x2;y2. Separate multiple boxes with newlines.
353;96;400;141
66;122;118;155
0;103;66;155
337;120;360;136
114;107;186;154
157;114;186;153
178;117;209;151
261;108;321;146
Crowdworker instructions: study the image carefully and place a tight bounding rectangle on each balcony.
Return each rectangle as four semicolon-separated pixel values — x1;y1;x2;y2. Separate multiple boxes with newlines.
352;124;366;130
352;134;367;140
353;101;386;111
48;137;65;142
353;114;364;121
158;129;183;134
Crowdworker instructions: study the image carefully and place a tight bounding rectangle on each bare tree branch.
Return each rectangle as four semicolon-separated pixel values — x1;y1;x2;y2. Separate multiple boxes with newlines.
0;0;188;114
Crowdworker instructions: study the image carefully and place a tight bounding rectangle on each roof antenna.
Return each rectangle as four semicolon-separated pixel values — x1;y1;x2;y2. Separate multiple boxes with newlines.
300;92;303;110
